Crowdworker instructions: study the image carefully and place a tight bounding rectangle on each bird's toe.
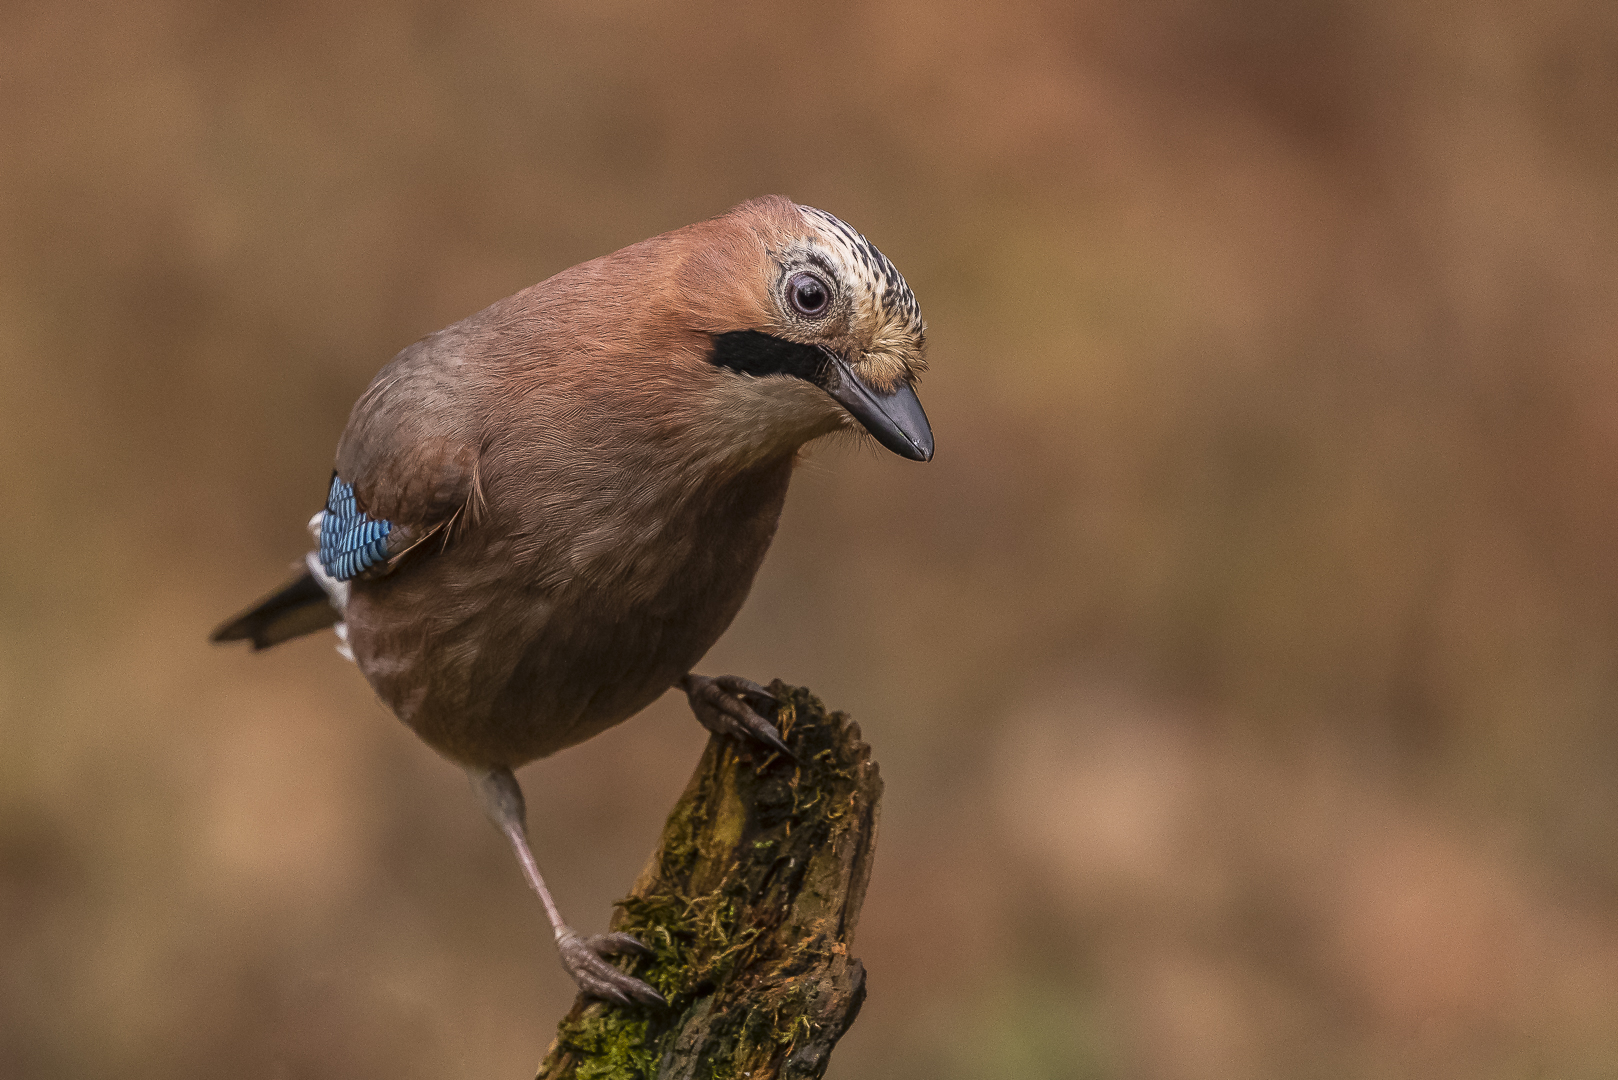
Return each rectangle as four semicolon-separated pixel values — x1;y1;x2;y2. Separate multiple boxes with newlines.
557;930;666;1007
713;675;780;712
594;931;656;958
681;673;794;761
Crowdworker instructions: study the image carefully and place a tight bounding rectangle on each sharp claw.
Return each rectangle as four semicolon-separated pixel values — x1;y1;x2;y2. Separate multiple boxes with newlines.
598;931;655;957
558;930;666;1008
624;979;667;1007
722;696;794;759
684;673;797;761
717;675;780;710
749;720;794;760
595;964;664;1006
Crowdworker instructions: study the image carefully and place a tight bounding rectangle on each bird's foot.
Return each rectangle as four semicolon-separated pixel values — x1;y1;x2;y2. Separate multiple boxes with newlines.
556;929;665;1007
680;673;793;759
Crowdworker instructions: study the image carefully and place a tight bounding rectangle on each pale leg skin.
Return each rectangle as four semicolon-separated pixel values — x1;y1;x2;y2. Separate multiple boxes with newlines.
468;674;790;1008
467;766;666;1007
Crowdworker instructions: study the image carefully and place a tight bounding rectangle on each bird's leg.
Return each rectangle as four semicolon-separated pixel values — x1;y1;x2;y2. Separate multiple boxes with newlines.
679;673;793;759
466;766;665;1007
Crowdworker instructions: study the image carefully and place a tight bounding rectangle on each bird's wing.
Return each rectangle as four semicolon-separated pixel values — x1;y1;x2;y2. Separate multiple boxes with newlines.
317;474;405;581
323;332;487;582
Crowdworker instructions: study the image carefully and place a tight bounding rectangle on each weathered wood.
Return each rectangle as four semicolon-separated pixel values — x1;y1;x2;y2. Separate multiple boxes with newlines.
536;682;881;1080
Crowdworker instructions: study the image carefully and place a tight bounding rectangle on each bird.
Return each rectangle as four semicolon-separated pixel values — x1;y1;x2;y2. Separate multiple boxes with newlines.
211;195;932;1007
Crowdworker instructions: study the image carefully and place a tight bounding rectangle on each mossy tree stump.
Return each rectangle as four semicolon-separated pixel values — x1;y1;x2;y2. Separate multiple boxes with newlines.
536;682;881;1080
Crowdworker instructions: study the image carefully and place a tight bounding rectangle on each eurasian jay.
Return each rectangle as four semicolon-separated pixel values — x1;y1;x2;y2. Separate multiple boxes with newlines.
212;196;932;1006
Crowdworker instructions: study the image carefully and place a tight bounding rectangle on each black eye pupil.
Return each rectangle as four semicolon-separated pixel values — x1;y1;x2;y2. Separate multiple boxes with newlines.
790;274;827;315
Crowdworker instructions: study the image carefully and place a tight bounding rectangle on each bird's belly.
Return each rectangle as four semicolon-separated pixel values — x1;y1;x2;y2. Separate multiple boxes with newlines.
344;541;760;768
345;457;793;768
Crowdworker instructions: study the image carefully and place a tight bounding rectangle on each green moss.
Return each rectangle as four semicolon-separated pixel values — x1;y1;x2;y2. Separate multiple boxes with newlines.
540;683;875;1080
553;1009;657;1080
656;780;705;880
616;887;763;1003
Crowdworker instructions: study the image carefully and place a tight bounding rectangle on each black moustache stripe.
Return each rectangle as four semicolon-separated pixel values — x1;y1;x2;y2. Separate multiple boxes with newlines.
708;330;833;389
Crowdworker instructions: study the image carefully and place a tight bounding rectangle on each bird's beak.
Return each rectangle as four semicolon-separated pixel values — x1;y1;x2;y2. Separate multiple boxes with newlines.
823;353;934;462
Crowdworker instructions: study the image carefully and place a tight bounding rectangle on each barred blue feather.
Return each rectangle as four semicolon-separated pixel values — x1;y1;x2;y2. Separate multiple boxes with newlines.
319;475;394;581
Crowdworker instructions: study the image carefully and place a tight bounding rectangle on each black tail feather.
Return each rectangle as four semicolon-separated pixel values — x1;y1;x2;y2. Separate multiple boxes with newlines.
211;571;338;650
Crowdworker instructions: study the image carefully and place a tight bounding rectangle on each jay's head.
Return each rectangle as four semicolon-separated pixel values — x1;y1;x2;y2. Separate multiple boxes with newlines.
643;196;934;465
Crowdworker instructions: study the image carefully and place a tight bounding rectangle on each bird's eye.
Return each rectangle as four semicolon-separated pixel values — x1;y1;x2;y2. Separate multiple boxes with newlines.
787;272;830;317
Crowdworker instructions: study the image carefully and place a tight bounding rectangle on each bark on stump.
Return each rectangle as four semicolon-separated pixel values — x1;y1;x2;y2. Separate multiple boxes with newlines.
536;682;881;1080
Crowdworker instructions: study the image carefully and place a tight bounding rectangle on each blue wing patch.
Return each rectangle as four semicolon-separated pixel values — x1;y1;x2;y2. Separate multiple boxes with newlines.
319;475;394;581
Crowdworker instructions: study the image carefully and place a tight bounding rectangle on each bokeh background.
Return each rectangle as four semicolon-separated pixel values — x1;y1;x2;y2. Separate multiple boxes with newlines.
6;0;1618;1076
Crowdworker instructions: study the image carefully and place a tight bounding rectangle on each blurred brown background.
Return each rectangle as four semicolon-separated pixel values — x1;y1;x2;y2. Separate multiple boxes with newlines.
6;0;1618;1077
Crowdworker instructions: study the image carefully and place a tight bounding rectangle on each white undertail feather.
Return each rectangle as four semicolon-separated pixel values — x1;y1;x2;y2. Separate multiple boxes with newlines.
306;512;355;663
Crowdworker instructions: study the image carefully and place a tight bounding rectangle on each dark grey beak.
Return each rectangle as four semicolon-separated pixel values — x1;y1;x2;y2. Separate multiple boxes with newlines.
823;355;934;462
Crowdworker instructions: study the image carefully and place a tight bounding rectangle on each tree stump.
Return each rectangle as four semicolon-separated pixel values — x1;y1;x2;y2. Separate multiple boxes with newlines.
535;682;882;1080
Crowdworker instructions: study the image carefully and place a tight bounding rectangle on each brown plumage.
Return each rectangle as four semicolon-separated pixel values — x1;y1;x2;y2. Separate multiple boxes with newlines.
212;195;932;1006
